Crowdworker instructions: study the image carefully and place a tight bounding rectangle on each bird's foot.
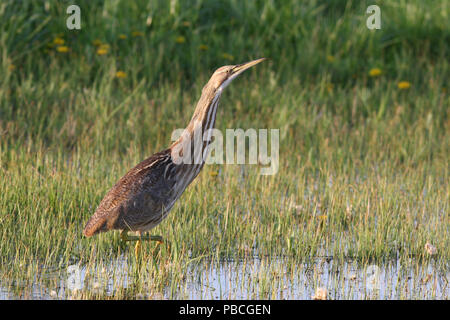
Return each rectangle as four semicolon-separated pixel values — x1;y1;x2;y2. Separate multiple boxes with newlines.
120;230;163;243
120;231;170;259
140;234;164;243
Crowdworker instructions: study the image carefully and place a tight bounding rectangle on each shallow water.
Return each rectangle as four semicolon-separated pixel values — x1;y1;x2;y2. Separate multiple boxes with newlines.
1;255;448;300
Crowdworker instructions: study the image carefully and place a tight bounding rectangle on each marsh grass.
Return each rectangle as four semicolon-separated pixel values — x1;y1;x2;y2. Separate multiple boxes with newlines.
0;0;448;299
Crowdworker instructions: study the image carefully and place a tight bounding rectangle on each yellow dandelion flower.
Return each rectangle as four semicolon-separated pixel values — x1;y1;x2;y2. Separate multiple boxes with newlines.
398;81;411;90
132;31;144;37
317;215;328;222
209;171;219;177
119;34;127;40
115;71;127;78
99;44;110;50
53;37;65;45
369;68;382;77
56;46;69;53
222;53;234;61
199;44;208;51
93;39;102;46
326;55;335;62
175;36;186;44
8;64;16;71
326;83;334;92
96;48;108;55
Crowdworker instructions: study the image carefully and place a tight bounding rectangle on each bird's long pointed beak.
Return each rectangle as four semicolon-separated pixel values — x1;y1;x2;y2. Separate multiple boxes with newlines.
231;58;266;77
217;58;266;91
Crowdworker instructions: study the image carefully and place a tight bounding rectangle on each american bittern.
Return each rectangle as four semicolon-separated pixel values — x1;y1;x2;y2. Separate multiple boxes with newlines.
83;58;265;251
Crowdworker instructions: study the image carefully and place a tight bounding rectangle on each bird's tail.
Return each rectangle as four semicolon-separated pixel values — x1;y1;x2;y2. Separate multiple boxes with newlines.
83;216;109;237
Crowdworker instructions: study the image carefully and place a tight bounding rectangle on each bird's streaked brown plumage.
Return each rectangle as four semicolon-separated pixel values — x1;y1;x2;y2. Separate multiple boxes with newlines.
83;58;266;238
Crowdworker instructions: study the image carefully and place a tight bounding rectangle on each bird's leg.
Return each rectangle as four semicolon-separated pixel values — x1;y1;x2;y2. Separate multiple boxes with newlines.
120;230;129;241
120;230;143;257
140;233;171;256
120;230;163;243
138;233;164;243
120;230;168;258
120;230;166;257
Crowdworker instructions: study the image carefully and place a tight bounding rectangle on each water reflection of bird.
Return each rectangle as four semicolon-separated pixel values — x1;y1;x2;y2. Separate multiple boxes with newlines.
83;58;266;252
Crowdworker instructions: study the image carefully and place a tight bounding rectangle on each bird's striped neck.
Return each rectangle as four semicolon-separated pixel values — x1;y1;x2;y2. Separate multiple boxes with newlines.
171;87;222;166
164;87;222;203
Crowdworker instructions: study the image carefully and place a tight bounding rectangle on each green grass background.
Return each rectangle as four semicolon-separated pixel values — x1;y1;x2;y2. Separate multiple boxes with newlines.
0;0;448;298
